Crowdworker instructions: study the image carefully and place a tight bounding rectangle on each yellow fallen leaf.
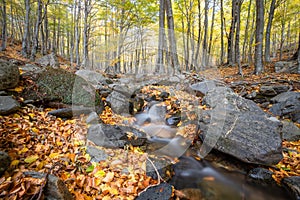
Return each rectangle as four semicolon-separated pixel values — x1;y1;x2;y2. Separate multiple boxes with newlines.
19;147;29;154
10;160;20;166
103;172;114;182
94;170;105;178
49;153;61;159
31;127;39;133
24;155;39;164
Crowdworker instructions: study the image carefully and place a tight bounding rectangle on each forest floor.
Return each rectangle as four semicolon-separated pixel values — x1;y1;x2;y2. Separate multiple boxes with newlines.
0;42;300;199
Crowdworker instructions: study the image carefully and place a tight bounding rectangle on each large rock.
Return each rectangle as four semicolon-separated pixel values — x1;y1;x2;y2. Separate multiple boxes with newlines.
269;95;300;123
48;106;103;119
0;59;20;90
0;96;20;115
136;183;173;200
23;171;73;200
198;87;283;165
275;61;298;73
86;146;108;163
0;151;11;176
271;91;300;103
106;84;140;115
282;121;300;141
259;85;290;97
87;124;147;148
282;176;300;200
20;64;43;76
22;68;102;107
36;53;59;68
75;70;112;88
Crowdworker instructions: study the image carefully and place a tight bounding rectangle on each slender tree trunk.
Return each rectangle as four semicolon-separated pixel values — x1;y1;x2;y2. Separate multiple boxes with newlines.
30;0;42;61
220;0;225;65
165;0;180;74
208;0;216;56
82;0;91;69
254;0;264;74
265;0;276;62
22;0;30;57
0;0;7;51
194;0;201;70
242;0;252;62
44;3;49;54
235;0;242;75
227;0;237;66
75;0;81;67
297;35;300;73
156;0;166;73
202;0;208;68
248;8;255;64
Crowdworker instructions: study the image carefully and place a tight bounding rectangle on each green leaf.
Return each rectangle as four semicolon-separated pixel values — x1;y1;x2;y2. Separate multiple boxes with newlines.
86;165;95;173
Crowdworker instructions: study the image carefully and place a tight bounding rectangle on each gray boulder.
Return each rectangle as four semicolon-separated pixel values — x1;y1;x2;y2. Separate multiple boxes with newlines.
259;85;290;97
136;183;173;200
282;121;300;141
275;61;298;73
23;171;74;200
87;124;147;148
271;92;300;103
0;59;20;90
198;87;283;165
75;70;112;88
282;176;300;200
190;80;225;96
269;96;300;123
20;64;43;76
0;151;11;176
36;53;59;68
0;96;20;115
86;146;108;163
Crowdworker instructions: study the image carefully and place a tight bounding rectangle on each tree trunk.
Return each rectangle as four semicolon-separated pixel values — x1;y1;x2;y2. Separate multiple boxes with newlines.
242;0;252;62
235;0;242;75
227;0;237;66
75;0;81;67
264;0;276;63
202;0;208;68
208;0;216;57
21;0;30;57
165;0;180;74
156;0;166;73
220;0;225;65
82;0;91;69
0;0;7;51
194;0;201;70
30;0;42;61
254;0;264;74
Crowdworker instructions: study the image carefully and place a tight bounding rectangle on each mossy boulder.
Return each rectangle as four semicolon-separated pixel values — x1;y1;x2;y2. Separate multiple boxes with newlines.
22;68;101;107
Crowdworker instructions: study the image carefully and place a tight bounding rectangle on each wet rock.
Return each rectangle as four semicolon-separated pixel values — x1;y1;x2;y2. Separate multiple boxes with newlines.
282;121;300;141
245;91;257;100
0;59;20;90
0;96;20;115
23;171;73;200
135;182;173;200
146;157;173;180
36;53;59;68
0;151;11;176
87;124;147;148
282;176;300;200
269;96;300;123
199;87;283;165
86;146;108;163
247;168;276;186
166;116;181;126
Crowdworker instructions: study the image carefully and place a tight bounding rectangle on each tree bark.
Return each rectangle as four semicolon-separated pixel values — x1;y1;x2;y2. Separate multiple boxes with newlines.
156;0;165;73
220;0;225;65
208;0;216;57
202;0;208;68
235;0;242;75
30;0;43;61
21;0;30;57
254;0;264;74
264;0;276;63
165;0;180;74
242;0;252;62
0;0;7;51
227;0;237;66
